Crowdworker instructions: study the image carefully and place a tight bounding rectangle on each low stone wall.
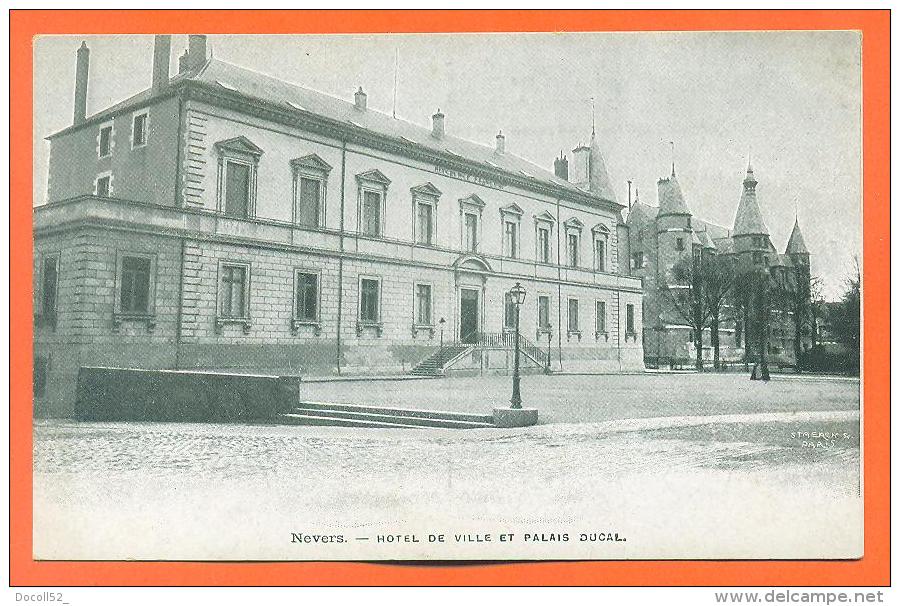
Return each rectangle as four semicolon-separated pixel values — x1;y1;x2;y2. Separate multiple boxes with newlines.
74;367;299;422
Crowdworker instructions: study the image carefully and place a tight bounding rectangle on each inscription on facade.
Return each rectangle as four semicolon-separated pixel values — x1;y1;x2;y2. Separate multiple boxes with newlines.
433;165;506;190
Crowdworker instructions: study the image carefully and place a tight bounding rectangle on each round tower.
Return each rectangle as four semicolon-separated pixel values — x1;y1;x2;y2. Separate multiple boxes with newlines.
731;162;771;273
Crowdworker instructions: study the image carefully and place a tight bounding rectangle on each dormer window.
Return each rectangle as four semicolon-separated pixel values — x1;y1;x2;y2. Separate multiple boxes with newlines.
291;154;332;228
215;136;264;220
676;237;685;252
356;169;391;238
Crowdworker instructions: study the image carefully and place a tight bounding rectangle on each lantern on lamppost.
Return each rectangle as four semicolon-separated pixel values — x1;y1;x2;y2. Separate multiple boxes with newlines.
508;282;527;409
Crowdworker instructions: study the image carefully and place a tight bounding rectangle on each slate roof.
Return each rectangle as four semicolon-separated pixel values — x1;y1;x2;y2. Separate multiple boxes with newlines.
52;57;619;208
785;218;809;254
732;166;770;236
588;131;618;203
657;175;691;216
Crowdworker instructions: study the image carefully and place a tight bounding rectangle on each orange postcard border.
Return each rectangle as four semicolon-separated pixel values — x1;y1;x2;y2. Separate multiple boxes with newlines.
9;9;889;587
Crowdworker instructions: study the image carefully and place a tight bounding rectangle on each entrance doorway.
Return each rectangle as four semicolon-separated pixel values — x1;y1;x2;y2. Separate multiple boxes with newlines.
460;289;479;343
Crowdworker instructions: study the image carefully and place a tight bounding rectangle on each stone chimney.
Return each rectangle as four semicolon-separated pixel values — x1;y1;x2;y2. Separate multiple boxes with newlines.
570;143;591;186
495;130;505;154
151;35;171;94
431;109;445;139
354;87;367;111
178;49;190;74
186;34;207;71
553;153;569;181
73;41;90;125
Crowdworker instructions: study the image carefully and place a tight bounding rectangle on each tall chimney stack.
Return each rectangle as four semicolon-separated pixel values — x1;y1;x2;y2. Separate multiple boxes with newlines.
553;152;569;181
431;109;445;139
495;130;505;154
73;41;90;125
187;34;208;72
152;35;171;94
354;87;367;111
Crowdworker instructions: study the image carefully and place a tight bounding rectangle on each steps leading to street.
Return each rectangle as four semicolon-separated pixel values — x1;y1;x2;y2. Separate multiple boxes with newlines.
279;400;495;429
410;344;472;376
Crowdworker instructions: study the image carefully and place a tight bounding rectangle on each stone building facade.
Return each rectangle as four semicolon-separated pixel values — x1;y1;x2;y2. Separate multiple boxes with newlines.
626;163;812;367
34;35;644;416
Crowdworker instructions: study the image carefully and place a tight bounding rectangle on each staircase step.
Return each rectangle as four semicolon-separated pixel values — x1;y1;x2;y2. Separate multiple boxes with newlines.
287;407;494;429
294;401;494;424
279;413;425;429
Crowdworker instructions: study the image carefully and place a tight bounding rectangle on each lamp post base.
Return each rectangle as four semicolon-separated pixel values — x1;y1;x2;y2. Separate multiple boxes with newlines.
492;407;538;428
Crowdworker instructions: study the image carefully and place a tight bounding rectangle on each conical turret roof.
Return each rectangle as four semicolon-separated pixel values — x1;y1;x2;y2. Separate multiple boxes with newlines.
588;129;617;203
732;164;769;236
785;217;809;254
657;168;691;216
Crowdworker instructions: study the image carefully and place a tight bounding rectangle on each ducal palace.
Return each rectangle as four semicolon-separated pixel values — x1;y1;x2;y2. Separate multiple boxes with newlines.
33;35;646;415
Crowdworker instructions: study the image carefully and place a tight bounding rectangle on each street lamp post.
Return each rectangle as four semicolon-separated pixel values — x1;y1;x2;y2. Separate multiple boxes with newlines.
509;282;527;409
439;317;446;354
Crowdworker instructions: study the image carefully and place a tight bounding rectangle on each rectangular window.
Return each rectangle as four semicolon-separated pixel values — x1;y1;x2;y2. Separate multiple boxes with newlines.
504;292;517;330
465;213;478;252
295;272;318;321
595;239;606;271
297;177;322;227
415;283;432;325
40;255;59;325
568;298;579;332
626;304;635;334
220;264;248;318
504;221;518;258
596;301;606;334
537;227;551;263
568;233;579;267
224;161;251;218
416;202;434;245
120;255;152;314
538;295;551;329
96;175;111;197
362;190;382;236
132;113;148;148
676;237;685;252
632;252;644;269
99;125;113;157
360;278;380;323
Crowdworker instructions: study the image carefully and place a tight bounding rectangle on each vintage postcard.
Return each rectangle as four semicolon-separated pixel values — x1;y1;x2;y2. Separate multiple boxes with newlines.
26;25;868;565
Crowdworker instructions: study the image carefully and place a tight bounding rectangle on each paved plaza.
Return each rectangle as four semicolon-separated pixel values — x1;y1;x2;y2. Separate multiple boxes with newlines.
33;373;861;560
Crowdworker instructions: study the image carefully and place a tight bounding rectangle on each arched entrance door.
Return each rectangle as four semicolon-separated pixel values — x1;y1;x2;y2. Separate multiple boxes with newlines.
452;254;492;345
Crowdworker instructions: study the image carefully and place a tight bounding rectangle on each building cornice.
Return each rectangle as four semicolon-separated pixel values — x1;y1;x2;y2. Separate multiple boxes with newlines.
33;196;643;294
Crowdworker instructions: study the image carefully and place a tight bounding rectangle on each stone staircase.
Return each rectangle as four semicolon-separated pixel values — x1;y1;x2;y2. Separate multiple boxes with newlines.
410;344;473;376
279;401;495;429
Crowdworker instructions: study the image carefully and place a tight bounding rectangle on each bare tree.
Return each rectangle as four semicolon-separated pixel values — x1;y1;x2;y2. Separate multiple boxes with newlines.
701;254;736;370
661;253;712;371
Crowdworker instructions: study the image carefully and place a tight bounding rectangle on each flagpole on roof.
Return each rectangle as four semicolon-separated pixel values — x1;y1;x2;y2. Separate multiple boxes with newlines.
392;47;399;119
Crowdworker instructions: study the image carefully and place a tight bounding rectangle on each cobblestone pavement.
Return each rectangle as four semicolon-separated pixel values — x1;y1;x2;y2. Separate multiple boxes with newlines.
299;372;859;422
32;374;861;561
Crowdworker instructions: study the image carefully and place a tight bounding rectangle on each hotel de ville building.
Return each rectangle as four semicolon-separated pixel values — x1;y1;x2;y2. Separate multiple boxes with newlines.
33;35;644;415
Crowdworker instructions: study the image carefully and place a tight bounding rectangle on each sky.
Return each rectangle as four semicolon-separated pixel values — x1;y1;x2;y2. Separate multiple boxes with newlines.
33;32;861;300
